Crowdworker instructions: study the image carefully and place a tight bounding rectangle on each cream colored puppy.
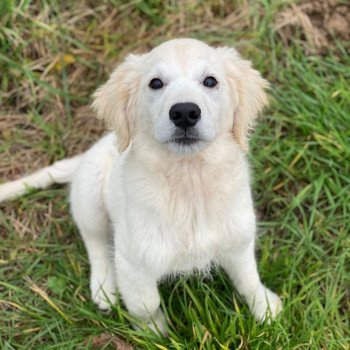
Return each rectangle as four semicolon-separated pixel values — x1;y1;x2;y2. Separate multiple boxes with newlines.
0;39;282;334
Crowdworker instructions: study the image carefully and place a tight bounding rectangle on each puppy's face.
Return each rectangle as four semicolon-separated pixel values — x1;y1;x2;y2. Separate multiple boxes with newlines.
93;39;268;154
138;41;229;154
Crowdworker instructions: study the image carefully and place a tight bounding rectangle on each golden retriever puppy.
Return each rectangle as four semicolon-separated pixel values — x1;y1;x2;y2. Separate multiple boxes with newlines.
0;39;282;334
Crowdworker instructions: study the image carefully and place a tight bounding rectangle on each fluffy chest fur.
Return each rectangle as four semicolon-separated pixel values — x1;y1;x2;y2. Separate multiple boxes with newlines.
109;139;252;275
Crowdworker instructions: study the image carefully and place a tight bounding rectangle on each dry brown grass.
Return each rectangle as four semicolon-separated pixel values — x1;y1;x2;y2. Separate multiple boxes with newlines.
274;0;350;55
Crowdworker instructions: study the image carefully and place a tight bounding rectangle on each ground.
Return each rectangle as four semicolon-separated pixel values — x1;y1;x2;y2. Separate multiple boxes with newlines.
0;1;349;349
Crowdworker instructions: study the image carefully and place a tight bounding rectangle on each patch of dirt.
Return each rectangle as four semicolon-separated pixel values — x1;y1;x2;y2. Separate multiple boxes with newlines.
274;0;350;54
88;333;133;350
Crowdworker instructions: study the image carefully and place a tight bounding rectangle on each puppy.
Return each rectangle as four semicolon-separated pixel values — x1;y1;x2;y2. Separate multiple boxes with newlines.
0;39;282;334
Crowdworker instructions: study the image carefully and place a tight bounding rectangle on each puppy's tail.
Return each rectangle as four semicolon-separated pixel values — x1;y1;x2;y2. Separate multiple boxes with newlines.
0;155;83;203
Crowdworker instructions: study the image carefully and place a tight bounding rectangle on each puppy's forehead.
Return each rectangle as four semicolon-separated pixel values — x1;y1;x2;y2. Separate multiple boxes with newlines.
145;39;218;70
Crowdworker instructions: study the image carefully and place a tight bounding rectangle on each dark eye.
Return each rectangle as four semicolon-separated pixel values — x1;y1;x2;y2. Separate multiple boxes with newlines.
149;78;164;90
203;76;217;88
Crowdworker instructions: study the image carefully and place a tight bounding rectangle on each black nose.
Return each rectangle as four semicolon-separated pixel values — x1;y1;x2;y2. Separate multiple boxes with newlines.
169;103;201;130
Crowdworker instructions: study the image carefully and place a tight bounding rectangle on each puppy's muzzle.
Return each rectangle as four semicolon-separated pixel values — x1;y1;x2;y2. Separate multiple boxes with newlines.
169;103;201;131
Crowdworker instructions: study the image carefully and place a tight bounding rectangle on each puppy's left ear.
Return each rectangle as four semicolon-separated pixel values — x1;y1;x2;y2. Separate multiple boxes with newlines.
219;47;269;152
92;54;145;153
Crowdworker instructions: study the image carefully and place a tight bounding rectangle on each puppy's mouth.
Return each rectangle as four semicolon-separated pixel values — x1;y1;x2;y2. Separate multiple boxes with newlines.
169;136;201;145
167;129;203;146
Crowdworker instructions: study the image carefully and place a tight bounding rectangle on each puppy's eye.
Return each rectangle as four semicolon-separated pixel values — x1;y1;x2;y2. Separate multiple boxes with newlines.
203;76;217;88
149;78;164;90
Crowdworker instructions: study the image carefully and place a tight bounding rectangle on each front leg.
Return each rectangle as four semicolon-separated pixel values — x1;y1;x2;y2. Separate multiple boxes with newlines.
114;253;167;335
220;240;282;321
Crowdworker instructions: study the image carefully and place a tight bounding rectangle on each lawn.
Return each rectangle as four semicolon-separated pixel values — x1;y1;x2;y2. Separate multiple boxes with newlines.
0;0;349;349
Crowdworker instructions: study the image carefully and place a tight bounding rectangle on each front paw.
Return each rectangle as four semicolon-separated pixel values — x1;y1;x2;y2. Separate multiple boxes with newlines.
146;309;168;336
90;273;116;312
250;288;282;322
132;309;168;336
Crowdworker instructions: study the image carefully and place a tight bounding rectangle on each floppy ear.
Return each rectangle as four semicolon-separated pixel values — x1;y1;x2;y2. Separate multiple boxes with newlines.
92;54;144;152
219;47;269;152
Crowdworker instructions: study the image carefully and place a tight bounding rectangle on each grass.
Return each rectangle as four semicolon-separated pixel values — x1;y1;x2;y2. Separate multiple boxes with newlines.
0;0;349;349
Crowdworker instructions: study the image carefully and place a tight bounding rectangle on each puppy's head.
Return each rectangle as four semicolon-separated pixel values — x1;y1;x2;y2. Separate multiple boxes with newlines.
93;39;268;154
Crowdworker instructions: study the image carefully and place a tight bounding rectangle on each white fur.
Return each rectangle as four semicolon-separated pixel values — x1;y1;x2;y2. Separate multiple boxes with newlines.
0;39;282;334
0;155;82;202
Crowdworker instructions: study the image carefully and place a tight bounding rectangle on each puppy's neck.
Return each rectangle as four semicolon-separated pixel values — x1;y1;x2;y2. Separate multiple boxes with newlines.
130;133;245;177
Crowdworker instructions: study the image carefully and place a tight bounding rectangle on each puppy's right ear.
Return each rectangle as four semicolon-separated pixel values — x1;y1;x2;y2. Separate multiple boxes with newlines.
218;47;269;152
92;54;144;152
